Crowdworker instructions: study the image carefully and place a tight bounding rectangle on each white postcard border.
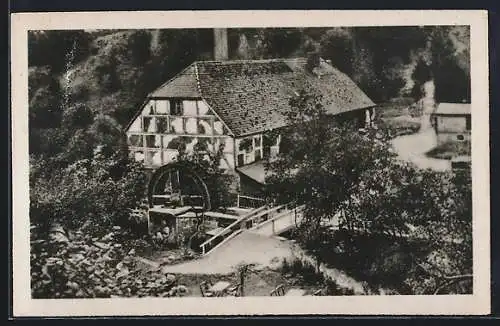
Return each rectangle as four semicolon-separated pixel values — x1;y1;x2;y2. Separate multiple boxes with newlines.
11;10;490;316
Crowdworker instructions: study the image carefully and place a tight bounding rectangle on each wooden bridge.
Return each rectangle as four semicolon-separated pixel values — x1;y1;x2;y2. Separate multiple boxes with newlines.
199;203;305;256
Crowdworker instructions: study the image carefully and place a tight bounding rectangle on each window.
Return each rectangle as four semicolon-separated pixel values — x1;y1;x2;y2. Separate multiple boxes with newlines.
127;134;143;147
254;135;263;161
156;117;169;133
239;138;253;152
255;150;262;161
466;116;471;131
170;100;183;116
457;135;465;141
237;154;245;167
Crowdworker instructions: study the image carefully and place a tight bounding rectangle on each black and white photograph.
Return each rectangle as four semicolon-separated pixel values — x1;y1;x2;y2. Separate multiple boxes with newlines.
11;10;490;316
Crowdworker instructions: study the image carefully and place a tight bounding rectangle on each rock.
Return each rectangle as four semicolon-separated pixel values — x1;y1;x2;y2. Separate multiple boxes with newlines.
253;264;265;271
94;242;109;250
122;256;134;265
159;257;172;266
50;232;69;244
104;231;115;238
71;253;85;262
166;274;176;283
268;259;281;271
176;285;188;293
66;281;80;290
117;271;130;280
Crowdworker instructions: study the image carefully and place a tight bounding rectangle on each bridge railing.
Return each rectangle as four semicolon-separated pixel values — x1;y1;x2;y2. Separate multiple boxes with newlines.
199;205;268;255
248;205;305;235
199;202;295;255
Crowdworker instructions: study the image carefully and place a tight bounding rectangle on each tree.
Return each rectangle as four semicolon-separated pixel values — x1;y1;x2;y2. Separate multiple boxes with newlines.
265;88;396;244
28;67;63;129
428;27;471;103
318;28;355;76
411;58;433;100
127;30;152;66
28;30;92;72
350;26;428;101
403;171;472;294
265;88;472;294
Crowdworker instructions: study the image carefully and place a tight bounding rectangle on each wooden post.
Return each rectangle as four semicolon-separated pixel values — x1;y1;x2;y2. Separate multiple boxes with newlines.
147;210;151;234
237;194;240;208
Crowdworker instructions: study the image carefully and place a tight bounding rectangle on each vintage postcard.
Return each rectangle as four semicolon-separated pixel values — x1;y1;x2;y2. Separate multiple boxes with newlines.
10;10;490;316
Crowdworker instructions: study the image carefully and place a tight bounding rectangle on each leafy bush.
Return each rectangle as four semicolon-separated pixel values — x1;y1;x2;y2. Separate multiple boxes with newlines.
377;116;421;138
426;141;470;160
30;226;187;298
281;257;356;295
29;150;147;235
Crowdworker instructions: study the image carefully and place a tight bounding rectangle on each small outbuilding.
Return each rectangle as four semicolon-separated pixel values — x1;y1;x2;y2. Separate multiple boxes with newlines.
431;102;471;145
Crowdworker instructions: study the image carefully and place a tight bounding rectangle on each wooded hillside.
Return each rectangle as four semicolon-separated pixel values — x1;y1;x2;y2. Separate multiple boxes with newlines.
28;27;470;163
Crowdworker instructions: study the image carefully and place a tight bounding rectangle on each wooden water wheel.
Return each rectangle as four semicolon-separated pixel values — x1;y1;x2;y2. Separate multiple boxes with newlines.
147;161;211;211
147;162;212;249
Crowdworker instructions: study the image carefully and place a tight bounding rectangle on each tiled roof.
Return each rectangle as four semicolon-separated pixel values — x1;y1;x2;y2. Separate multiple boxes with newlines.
434;103;471;115
150;65;200;98
146;58;375;136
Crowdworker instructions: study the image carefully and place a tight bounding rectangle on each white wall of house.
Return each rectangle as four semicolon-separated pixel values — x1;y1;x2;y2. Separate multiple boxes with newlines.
234;132;281;167
126;99;235;169
235;134;263;167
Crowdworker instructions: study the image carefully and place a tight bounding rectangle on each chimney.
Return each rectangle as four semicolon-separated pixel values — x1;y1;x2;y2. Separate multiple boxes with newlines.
213;28;229;61
306;51;321;72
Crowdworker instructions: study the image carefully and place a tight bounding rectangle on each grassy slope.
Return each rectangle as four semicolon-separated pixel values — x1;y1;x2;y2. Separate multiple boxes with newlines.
376;97;421;137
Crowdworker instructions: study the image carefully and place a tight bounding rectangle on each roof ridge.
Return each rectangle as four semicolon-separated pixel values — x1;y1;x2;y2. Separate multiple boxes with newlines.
193;62;202;97
194;57;307;64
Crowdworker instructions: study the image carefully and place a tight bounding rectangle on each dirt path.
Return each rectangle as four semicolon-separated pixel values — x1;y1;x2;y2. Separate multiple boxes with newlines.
160;231;294;275
391;81;451;172
391;128;451;171
158;231;370;295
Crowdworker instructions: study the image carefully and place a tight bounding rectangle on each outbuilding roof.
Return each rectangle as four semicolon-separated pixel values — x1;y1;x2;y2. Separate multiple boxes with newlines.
434;103;471;115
